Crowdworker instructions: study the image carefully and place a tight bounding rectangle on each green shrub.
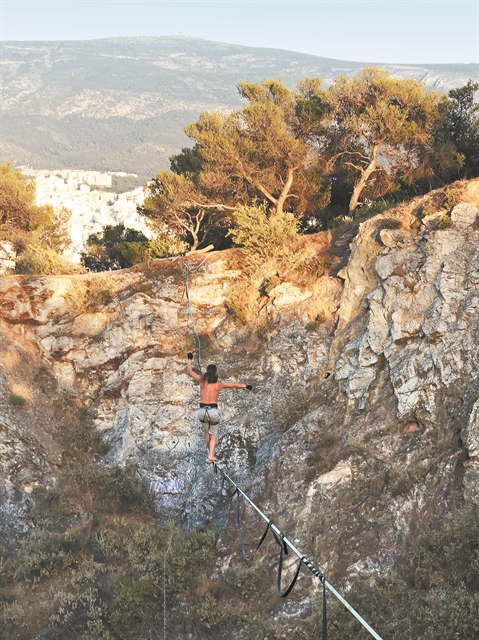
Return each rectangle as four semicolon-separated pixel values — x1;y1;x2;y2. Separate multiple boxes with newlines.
108;578;156;630
319;431;339;447
1;602;25;640
436;214;453;229
225;279;260;325
4;517;219;639
199;593;232;629
305;314;326;333
226;567;269;600
380;217;402;230
64;462;147;511
48;587;105;634
87;277;114;308
14;533;80;582
421;204;439;218
63;276;115;315
228;203;298;264
9;394;26;407
359;199;396;218
115;232;185;266
444;182;466;209
330;214;355;228
14;244;81;275
298;508;479;640
148;232;186;258
81;225;185;272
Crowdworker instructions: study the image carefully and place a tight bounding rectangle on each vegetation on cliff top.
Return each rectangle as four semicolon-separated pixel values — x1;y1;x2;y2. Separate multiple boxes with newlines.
0;163;81;275
140;70;478;254
1;71;478;274
80;224;184;272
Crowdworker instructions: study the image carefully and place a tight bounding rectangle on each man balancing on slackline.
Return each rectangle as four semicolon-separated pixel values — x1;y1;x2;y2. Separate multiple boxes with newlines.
187;352;252;463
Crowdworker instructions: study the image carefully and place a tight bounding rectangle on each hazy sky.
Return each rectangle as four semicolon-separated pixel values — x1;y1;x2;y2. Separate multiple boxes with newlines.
1;0;478;65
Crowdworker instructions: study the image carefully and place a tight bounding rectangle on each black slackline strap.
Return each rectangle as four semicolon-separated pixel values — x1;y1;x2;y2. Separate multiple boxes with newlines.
213;462;311;599
218;471;226;498
270;528;303;598
213;463;300;595
271;528;288;556
204;460;381;640
256;521;272;552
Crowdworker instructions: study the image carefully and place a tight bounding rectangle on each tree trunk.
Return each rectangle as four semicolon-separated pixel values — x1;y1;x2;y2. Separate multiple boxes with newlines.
189;209;205;251
185;244;214;256
275;168;295;215
189;234;199;251
348;146;379;214
175;212;200;251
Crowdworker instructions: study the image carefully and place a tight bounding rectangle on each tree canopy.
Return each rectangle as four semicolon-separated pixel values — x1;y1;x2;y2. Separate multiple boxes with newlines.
185;78;329;217
321;67;458;213
437;80;479;177
141;171;231;251
141;79;330;250
0;163;75;274
142;70;479;251
81;224;184;272
0;163;53;242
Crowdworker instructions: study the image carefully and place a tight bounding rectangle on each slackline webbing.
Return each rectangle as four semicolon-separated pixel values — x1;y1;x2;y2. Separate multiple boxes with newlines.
190;455;383;640
180;255;381;639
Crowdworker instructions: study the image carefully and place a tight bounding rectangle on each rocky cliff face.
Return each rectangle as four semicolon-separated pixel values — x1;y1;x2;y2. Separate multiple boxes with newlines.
1;179;479;636
0;250;342;539
228;182;479;599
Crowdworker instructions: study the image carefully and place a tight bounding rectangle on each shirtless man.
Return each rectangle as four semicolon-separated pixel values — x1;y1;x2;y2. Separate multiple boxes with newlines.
187;352;252;463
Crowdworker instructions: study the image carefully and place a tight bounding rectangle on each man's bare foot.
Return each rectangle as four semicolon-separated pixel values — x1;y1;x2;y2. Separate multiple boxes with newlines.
206;456;219;463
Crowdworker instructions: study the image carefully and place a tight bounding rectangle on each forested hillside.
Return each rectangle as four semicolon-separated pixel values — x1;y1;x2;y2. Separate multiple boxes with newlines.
1;36;477;174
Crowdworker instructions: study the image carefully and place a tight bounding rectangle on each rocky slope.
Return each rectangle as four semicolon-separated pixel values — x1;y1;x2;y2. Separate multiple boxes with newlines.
2;37;477;174
1;179;479;637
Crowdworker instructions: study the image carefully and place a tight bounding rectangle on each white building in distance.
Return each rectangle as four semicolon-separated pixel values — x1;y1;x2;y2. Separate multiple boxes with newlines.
21;168;152;262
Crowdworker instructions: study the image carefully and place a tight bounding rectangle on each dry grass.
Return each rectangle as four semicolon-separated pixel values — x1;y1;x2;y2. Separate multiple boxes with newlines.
223;231;335;325
444;180;468;210
225;279;261;325
62;275;116;316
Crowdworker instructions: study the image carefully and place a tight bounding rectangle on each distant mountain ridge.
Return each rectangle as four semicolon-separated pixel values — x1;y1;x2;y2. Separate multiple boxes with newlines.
1;36;478;176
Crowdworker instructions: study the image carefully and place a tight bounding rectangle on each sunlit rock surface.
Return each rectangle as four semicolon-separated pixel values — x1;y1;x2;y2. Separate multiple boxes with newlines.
1;179;479;601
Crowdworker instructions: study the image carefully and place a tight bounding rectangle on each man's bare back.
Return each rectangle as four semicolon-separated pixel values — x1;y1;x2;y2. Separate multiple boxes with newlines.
187;357;247;400
186;352;252;462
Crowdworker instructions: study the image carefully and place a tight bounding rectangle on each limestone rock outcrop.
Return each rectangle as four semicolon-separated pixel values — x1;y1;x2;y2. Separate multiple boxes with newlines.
1;179;479;604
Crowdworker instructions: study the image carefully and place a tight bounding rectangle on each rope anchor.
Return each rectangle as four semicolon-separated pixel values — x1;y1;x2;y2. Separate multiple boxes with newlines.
181;256;202;374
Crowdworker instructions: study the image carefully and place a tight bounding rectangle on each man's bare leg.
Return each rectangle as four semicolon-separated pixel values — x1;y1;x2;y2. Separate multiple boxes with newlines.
207;434;218;462
204;427;210;449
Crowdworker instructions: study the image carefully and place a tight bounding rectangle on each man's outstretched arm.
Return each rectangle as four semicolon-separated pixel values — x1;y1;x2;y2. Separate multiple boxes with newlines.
219;382;253;390
186;352;201;382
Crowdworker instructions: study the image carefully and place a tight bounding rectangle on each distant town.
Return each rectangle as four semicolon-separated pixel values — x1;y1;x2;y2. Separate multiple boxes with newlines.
20;168;151;262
